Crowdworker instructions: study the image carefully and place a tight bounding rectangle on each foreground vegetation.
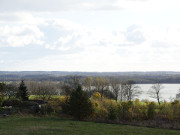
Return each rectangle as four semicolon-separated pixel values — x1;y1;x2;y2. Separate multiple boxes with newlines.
0;116;179;135
0;78;180;130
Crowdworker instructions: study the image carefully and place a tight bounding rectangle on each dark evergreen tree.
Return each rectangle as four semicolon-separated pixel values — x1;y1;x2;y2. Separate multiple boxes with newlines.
17;80;28;101
69;85;93;120
0;82;6;99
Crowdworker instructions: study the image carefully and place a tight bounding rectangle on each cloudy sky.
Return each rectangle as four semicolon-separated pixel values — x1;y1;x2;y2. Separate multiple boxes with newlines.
0;0;180;71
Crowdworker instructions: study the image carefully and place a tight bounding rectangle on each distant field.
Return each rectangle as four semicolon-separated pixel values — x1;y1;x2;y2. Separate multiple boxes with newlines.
29;95;61;99
0;116;179;135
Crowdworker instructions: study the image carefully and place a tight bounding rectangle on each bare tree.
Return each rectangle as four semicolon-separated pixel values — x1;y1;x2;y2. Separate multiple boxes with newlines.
148;83;164;105
84;76;92;91
26;81;38;94
5;82;18;99
110;78;121;102
60;83;72;96
94;77;109;100
70;76;82;89
123;80;142;101
175;89;180;100
29;81;58;102
119;83;126;101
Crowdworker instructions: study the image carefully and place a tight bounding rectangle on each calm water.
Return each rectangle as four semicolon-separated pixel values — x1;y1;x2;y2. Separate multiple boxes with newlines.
138;84;180;101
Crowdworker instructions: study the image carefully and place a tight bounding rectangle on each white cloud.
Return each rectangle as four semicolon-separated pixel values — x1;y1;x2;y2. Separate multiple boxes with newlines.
0;0;119;12
0;0;179;12
0;25;44;47
0;12;47;25
0;60;4;64
0;10;180;71
32;19;180;71
46;19;129;51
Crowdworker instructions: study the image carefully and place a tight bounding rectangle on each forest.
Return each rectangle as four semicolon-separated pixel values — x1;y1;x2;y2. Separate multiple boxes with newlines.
1;71;180;83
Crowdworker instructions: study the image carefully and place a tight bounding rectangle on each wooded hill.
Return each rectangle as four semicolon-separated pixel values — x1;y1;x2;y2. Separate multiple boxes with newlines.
0;71;180;83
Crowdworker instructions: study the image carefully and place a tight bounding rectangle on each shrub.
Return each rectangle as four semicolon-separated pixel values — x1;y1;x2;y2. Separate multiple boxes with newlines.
0;107;12;115
159;102;172;120
147;102;156;119
140;104;148;120
120;101;133;120
21;101;38;106
0;97;4;106
117;103;123;120
133;99;143;120
91;92;102;100
40;104;54;115
108;104;117;120
2;99;22;107
91;99;109;119
20;101;41;114
171;100;180;119
61;96;70;114
48;99;62;113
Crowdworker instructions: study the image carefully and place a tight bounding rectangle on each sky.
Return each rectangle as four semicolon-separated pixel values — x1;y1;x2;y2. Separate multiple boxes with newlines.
0;0;180;72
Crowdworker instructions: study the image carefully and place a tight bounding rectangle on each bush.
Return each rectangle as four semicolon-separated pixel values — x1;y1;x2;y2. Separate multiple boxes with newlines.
20;101;41;114
21;101;38;107
108;104;117;120
133;99;144;120
147;102;156;119
48;99;62;114
91;99;108;119
171;100;180;119
120;101;133;120
2;99;22;107
61;97;70;114
91;92;102;100
0;107;12;115
0;97;4;106
159;102;173;120
40;104;54;115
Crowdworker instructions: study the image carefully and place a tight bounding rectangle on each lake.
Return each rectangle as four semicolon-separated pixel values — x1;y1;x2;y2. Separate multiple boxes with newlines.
137;84;180;101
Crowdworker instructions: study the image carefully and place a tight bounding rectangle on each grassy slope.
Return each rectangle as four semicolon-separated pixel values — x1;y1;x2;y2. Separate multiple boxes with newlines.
0;116;179;135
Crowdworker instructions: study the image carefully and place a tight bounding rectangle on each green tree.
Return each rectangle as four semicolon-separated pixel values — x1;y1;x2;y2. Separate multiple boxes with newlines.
0;82;6;99
69;85;93;120
17;80;29;101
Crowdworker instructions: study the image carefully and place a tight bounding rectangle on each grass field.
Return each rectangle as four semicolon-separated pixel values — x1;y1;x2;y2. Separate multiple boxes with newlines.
0;116;179;135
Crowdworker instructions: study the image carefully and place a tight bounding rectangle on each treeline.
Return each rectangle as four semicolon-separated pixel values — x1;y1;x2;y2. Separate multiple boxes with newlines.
1;71;180;83
0;77;142;102
0;77;180;129
0;76;179;103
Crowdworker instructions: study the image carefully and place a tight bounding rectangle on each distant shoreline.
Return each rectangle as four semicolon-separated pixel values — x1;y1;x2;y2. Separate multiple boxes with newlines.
1;71;180;83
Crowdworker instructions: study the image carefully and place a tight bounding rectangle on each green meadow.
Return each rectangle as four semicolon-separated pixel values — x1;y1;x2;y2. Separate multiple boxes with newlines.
0;116;179;135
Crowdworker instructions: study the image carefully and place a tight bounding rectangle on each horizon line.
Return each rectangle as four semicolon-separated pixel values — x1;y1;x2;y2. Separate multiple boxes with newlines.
0;71;180;73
